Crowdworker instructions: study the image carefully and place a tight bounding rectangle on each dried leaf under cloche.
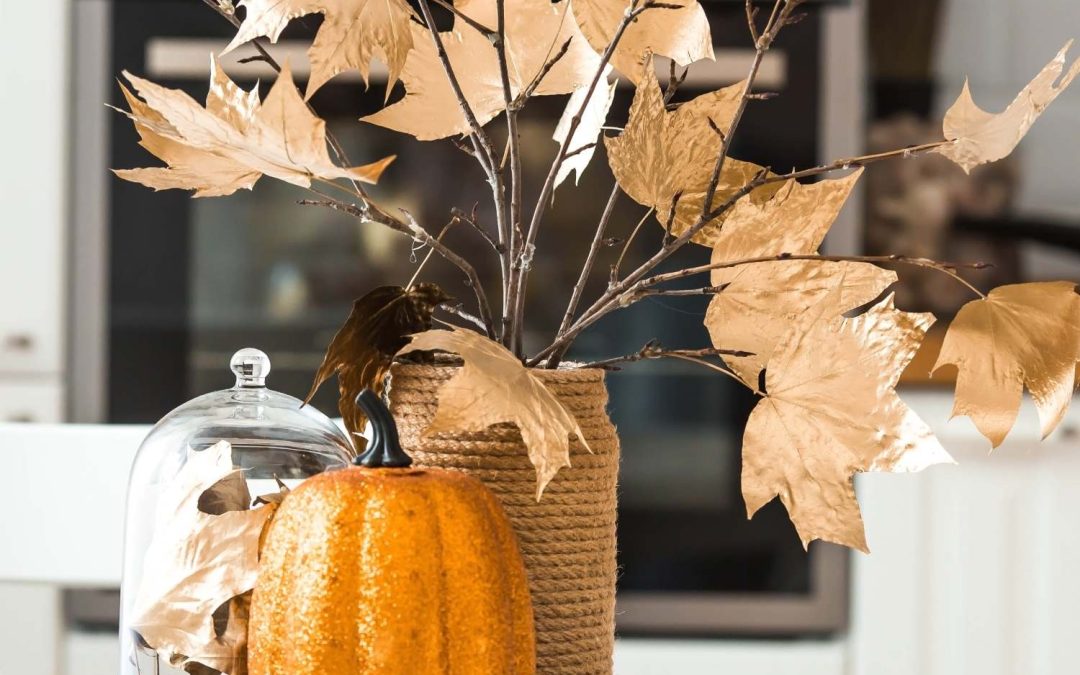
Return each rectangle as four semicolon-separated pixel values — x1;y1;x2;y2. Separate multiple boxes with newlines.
128;441;278;673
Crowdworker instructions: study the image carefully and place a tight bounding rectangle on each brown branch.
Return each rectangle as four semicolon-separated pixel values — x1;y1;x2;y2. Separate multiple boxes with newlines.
564;142;598;160
415;0;509;338
611;207;656;285
762;140;954;185
451;206;500;252
745;0;760;42
517;38;574;107
549;186;621;367
430;0;497;38
296;196;497;337
575;341;756;390
700;0;800;220
638;253;990;298
510;0;677;352
577;342;754;370
437;302;488;331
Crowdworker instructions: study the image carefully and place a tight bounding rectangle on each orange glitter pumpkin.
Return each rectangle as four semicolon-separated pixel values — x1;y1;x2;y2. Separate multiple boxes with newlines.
248;390;535;675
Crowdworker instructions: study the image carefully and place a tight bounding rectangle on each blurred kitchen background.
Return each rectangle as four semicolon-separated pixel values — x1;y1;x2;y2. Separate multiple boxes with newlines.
1;0;1079;673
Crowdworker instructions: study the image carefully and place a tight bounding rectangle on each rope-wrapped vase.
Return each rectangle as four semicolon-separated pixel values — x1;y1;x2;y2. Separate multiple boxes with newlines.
388;363;619;675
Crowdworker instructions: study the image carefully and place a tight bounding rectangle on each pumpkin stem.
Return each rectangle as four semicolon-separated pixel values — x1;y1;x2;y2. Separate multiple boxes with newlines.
354;389;413;468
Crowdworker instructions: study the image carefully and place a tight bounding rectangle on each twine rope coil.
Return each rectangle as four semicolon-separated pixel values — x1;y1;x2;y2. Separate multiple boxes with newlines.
388;363;620;675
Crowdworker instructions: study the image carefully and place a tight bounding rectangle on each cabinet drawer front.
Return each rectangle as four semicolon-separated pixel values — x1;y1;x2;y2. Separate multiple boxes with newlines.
0;380;63;423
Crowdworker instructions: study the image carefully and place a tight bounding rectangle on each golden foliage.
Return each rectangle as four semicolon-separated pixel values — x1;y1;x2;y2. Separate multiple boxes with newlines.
605;58;776;243
937;41;1080;172
397;326;589;495
114;59;394;195
933;282;1080;447
570;0;713;82
705;171;896;384
742;295;953;552
363;0;600;140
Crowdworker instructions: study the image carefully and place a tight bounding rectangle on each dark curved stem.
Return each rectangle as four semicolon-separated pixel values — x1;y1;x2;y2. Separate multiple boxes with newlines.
354;390;412;468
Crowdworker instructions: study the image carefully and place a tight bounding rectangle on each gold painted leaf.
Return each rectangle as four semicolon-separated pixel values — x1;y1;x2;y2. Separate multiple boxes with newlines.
707;261;896;386
932;282;1080;447
114;58;394;195
553;65;617;189
363;0;601;140
937;41;1080;173
703;171;894;384
306;284;451;439
742;294;953;552
604;59;776;243
224;0;416;98
130;441;273;670
570;0;713;82
397;326;589;496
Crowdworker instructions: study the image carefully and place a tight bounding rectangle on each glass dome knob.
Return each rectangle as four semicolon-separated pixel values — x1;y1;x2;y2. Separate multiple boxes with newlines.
231;348;271;388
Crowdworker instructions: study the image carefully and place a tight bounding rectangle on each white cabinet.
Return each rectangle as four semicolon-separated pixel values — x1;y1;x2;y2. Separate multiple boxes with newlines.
0;0;68;377
0;379;63;424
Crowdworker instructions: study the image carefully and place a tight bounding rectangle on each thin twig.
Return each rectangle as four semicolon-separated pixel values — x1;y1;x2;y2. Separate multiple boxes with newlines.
574;341;757;391
550;186;621;366
510;0;676;352
431;0;497;38
638;253;990;299
611;207;655;285
578;343;754;369
437;302;488;331
415;0;508;339
700;0;799;220
296;195;497;337
451;206;500;252
564;142;598;160
762;140;954;185
407;215;461;289
517;38;574;106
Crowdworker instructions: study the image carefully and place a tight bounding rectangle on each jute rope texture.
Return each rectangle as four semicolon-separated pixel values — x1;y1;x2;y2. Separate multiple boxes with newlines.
388;363;620;675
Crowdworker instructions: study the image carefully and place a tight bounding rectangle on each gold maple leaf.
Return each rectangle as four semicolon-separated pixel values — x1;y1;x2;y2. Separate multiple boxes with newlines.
397;326;590;496
130;441;274;670
705;170;896;385
605;58;777;243
570;0;713;83
742;294;953;552
932;282;1080;448
114;58;394;195
937;40;1080;173
363;0;600;140
305;284;452;439
223;0;416;98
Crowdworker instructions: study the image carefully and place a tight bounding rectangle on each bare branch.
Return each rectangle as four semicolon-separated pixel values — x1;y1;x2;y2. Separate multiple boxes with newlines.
431;0;497;38
517;38;574;107
611;207;656;284
510;0;678;351
577;341;754;370
762;140;954;185
296;196;497;337
564;142;598;160
549;186;621;367
437;302;489;331
574;340;756;390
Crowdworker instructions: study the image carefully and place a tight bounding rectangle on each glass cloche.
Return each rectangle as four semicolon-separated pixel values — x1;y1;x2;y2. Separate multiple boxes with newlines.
119;348;354;675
